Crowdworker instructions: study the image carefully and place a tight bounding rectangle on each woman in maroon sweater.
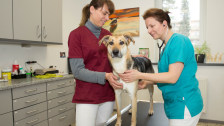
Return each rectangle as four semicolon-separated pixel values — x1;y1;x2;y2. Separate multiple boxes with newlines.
68;0;122;125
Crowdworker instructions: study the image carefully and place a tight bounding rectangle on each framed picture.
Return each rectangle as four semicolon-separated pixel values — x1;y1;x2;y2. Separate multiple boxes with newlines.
103;7;139;36
139;48;150;58
60;52;66;58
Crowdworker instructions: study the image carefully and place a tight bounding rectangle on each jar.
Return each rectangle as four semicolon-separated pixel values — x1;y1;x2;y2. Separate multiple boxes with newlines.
26;72;31;78
2;68;12;80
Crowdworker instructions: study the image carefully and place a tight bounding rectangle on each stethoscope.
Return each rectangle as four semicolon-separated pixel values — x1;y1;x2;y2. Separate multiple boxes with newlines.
157;41;165;61
157;25;168;61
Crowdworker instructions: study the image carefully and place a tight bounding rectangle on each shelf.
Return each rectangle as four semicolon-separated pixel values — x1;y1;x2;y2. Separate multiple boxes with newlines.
0;38;62;45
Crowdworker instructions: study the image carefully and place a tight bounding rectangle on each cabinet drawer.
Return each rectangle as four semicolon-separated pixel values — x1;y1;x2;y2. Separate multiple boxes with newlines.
48;108;75;126
33;120;48;126
47;79;74;91
14;102;47;121
47;85;74;100
12;83;46;99
0;89;12;114
48;102;75;118
0;112;13;126
48;93;73;109
13;92;46;110
15;111;47;126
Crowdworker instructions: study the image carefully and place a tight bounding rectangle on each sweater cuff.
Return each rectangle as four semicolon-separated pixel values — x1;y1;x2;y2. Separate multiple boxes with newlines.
97;72;106;85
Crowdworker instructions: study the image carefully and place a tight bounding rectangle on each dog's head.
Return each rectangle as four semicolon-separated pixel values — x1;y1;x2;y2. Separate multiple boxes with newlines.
99;34;135;58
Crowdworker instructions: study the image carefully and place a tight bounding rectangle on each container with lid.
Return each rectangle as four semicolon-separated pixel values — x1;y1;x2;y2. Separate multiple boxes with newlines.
2;68;12;80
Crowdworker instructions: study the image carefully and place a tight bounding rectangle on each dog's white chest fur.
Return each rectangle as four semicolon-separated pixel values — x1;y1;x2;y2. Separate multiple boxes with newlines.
111;57;130;74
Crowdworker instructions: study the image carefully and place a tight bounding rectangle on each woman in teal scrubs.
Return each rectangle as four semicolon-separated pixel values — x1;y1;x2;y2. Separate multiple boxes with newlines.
119;8;203;126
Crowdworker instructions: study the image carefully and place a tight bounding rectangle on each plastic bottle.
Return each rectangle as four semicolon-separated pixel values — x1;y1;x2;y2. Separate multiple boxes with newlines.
19;66;25;74
12;60;19;74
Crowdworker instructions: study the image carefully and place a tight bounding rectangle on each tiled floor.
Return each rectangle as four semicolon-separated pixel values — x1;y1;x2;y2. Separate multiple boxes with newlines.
71;122;224;126
197;122;224;126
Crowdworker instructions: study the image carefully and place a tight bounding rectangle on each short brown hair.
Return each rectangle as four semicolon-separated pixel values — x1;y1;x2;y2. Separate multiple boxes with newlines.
143;8;172;29
79;0;115;26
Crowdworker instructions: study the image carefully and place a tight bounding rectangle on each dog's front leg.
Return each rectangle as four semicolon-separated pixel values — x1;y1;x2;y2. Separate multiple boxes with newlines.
148;85;154;116
127;82;138;126
115;89;122;126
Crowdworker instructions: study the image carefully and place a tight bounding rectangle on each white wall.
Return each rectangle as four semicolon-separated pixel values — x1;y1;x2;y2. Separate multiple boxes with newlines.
0;0;223;122
205;0;224;56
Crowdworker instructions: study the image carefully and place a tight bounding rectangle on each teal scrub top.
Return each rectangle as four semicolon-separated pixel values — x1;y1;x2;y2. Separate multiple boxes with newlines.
157;33;203;119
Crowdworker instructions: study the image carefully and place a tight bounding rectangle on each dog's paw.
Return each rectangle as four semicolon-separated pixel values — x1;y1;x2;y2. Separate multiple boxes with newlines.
128;109;132;115
148;111;154;116
115;123;121;126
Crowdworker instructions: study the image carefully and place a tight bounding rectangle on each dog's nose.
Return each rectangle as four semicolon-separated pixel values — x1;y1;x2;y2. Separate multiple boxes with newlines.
112;49;119;56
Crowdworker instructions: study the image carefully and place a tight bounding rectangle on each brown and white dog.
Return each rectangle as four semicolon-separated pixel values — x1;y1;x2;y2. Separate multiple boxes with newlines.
99;34;154;126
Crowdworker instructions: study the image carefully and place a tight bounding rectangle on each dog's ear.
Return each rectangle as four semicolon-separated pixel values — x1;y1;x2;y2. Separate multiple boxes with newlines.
123;34;135;45
99;35;111;46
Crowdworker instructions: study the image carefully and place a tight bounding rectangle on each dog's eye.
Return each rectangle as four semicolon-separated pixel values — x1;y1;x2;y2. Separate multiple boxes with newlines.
120;41;124;45
109;42;113;45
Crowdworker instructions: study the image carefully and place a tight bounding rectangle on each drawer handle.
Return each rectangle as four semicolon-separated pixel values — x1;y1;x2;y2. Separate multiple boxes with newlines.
57;91;67;94
26;109;38;114
26;118;39;124
59;107;67;112
25;88;37;93
57;83;66;87
25;98;38;103
58;100;67;104
59;115;67;120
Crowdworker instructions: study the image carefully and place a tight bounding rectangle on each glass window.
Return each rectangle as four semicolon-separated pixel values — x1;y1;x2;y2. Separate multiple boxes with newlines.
162;0;201;46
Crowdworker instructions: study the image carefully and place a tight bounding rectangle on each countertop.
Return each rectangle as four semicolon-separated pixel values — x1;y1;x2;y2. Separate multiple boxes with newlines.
0;74;74;91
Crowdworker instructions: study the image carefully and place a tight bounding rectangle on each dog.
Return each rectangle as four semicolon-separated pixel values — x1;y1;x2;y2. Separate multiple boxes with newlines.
99;34;154;126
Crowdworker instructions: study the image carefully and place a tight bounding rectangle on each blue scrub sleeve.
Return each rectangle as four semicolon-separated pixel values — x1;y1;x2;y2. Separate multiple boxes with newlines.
168;37;187;64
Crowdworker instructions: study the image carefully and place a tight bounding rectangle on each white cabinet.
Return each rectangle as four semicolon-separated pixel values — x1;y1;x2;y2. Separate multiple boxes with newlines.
13;0;62;43
42;0;62;43
0;112;13;126
0;90;13;126
0;0;13;39
0;90;12;115
13;0;41;41
12;84;47;126
47;79;75;126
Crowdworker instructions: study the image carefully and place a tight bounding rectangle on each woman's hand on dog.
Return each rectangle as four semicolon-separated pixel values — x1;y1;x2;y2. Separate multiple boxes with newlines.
138;80;147;89
106;73;123;89
119;69;140;83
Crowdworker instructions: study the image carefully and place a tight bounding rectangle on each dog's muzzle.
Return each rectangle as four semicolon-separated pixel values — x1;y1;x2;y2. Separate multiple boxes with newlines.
112;49;122;58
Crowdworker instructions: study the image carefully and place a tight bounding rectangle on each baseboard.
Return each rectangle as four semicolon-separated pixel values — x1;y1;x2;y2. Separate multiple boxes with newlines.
199;119;224;124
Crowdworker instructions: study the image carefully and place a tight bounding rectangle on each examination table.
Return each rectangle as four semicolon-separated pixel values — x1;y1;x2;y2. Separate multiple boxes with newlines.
106;101;169;126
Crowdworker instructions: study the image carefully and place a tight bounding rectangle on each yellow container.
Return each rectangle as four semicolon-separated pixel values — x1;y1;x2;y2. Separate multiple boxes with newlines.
2;68;11;80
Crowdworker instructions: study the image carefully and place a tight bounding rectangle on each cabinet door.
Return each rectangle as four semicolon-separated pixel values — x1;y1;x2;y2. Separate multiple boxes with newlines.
13;0;41;41
42;0;62;43
0;112;13;126
0;90;12;115
0;0;13;39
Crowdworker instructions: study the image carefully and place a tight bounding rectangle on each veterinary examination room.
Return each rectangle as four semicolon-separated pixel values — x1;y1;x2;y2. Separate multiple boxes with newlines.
0;0;224;126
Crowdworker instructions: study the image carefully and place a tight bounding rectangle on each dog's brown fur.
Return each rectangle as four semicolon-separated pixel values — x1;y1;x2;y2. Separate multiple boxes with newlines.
100;34;154;126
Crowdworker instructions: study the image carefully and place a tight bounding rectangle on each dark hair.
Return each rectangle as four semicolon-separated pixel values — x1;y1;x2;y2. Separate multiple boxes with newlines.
143;8;172;29
79;0;115;26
